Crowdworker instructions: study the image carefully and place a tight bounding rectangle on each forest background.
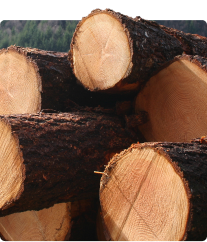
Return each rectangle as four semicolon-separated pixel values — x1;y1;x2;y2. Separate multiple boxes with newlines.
0;20;206;52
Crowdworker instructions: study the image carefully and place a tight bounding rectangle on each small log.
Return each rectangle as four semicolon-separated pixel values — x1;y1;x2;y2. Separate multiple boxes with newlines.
69;9;183;92
0;111;141;217
135;54;207;142
0;203;71;241
99;140;207;241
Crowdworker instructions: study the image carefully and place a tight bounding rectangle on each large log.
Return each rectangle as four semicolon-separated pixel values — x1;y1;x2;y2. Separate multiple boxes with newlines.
69;9;183;92
135;54;207;142
0;111;141;217
0;45;132;112
99;140;207;241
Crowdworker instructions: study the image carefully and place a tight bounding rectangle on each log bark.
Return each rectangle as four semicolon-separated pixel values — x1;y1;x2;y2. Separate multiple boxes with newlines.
158;24;207;58
0;45;132;112
135;54;207;142
99;140;207;241
0;111;141;217
69;8;183;93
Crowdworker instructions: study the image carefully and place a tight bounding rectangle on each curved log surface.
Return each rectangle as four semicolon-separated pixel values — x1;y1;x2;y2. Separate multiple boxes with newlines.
135;54;207;142
100;140;207;241
69;9;183;92
0;111;140;217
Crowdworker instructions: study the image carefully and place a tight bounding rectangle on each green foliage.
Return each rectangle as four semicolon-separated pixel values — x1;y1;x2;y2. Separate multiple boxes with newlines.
0;20;79;52
0;20;8;28
155;20;207;37
188;21;196;34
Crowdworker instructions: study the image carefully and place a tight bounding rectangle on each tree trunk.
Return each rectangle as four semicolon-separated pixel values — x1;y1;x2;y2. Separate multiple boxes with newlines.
99;140;207;241
0;111;141;217
69;8;183;93
135;54;207;142
0;203;71;241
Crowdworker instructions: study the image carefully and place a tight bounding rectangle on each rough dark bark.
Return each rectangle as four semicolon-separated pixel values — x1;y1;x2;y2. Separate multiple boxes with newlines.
100;140;207;241
0;111;142;217
69;9;183;92
158;24;207;58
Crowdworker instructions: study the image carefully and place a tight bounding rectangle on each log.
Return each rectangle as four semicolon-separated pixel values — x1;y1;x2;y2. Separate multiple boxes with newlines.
0;111;141;217
158;24;207;58
0;45;131;112
99;140;207;241
0;45;72;112
135;54;207;142
69;9;183;92
0;46;41;114
0;203;71;241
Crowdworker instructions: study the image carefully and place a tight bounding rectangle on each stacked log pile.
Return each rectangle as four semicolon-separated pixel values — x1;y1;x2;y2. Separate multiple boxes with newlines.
0;8;207;241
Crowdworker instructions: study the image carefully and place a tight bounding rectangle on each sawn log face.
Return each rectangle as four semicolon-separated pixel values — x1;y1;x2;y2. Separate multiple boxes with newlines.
150;141;207;241
69;9;183;91
101;141;207;241
0;112;139;217
154;141;207;241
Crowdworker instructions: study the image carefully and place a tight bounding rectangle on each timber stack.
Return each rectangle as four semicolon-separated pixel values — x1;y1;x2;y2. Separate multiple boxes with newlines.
0;8;207;241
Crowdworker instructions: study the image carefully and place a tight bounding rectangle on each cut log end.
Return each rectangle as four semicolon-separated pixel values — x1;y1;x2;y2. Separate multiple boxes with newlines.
0;47;41;114
0;202;71;241
0;120;24;210
135;55;207;142
100;146;190;241
71;11;132;91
